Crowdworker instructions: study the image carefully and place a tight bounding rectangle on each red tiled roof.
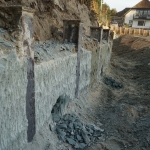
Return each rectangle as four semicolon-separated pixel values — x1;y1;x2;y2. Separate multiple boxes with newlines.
133;0;150;9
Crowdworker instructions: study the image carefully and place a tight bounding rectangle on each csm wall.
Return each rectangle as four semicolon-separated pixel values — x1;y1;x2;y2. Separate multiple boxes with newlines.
0;34;28;149
0;7;112;150
34;44;92;131
0;39;112;150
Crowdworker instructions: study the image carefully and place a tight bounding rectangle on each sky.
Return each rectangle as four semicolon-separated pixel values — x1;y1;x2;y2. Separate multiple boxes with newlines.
104;0;141;12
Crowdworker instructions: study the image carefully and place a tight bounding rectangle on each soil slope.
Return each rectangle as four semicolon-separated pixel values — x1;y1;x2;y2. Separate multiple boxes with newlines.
86;35;150;150
0;0;97;41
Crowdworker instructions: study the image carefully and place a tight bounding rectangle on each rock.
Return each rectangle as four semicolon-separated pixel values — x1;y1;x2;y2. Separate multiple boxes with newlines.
75;143;80;149
93;131;101;137
49;124;56;132
57;124;67;129
91;124;104;132
68;123;74;129
77;135;82;141
81;132;90;144
56;129;66;138
78;143;86;149
104;77;123;89
66;138;76;146
54;114;104;148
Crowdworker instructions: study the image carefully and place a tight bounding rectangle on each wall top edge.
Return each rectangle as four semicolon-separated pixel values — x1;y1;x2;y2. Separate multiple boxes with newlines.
0;5;35;13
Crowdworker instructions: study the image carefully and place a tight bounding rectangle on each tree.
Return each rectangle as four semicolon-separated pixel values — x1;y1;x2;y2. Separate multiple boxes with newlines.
110;8;117;16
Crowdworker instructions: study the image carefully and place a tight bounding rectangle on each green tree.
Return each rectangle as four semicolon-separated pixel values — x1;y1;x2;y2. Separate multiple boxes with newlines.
110;8;117;16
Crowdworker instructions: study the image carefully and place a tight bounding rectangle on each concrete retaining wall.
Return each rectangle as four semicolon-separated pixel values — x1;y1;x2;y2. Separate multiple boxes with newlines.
0;40;111;150
35;48;91;131
0;49;28;150
0;7;112;150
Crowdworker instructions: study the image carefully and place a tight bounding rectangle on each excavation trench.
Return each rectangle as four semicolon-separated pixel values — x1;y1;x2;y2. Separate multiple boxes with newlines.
85;36;150;150
25;35;150;150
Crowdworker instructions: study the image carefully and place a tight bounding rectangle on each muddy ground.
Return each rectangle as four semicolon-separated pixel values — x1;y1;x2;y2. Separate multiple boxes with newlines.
25;35;150;150
85;36;150;150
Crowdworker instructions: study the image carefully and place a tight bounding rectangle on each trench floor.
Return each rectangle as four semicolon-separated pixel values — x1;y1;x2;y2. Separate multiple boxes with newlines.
85;37;150;150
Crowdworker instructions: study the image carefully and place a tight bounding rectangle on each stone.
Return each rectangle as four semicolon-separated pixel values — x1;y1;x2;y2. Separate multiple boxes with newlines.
75;143;80;149
69;123;73;129
86;127;94;134
77;135;82;141
78;143;86;149
57;124;67;129
81;132;90;144
49;124;56;132
104;77;123;89
92;124;104;132
56;129;66;137
66;138;76;146
93;131;101;137
54;114;105;149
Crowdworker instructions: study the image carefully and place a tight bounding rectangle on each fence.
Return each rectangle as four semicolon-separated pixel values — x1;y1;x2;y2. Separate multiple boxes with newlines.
111;26;150;37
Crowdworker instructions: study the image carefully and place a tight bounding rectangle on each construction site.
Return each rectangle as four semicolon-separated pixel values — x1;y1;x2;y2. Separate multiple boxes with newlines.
0;0;150;150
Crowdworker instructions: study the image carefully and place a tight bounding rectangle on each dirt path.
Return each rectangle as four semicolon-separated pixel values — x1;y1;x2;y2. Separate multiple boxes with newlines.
85;36;150;150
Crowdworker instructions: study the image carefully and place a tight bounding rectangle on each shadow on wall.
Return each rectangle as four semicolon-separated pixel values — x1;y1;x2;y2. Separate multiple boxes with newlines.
51;94;71;122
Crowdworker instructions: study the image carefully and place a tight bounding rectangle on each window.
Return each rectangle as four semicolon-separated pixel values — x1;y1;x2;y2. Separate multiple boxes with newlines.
136;10;139;14
144;10;147;15
138;21;145;26
144;10;147;16
139;10;143;16
129;20;133;27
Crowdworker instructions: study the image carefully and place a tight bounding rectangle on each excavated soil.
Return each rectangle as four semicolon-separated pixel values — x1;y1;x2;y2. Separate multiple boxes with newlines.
85;35;150;150
25;35;150;150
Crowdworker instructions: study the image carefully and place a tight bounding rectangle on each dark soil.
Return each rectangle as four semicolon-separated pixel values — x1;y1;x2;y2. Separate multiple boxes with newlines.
86;37;150;150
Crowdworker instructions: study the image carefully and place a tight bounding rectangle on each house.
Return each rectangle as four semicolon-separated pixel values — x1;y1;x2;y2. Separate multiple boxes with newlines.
111;8;130;27
112;0;150;28
124;0;150;28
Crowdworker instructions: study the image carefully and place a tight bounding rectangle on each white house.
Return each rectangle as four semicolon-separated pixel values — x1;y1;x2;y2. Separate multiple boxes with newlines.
124;0;150;28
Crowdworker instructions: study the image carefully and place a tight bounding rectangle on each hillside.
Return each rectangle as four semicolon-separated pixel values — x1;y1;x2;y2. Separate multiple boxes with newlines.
0;0;100;41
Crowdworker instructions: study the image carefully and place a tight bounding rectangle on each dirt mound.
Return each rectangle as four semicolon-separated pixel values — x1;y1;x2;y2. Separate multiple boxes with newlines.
120;35;150;50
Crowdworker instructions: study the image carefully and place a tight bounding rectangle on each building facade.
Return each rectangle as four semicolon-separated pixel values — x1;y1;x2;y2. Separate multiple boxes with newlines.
124;0;150;28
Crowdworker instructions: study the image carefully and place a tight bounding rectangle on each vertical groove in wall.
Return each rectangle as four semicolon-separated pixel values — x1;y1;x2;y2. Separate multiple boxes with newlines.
26;57;35;142
75;23;83;98
22;13;35;142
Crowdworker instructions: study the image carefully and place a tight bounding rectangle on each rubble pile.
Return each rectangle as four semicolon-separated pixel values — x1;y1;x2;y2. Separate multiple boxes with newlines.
50;114;104;149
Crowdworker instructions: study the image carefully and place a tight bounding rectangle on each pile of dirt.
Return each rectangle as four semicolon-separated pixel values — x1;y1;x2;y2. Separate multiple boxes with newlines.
120;35;150;50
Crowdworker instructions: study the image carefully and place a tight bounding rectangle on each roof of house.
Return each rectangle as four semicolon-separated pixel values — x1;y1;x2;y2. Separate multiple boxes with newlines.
133;0;150;9
114;0;150;18
116;8;131;17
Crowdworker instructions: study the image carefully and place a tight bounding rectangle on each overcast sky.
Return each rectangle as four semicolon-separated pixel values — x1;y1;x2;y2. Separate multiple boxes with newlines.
104;0;141;12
